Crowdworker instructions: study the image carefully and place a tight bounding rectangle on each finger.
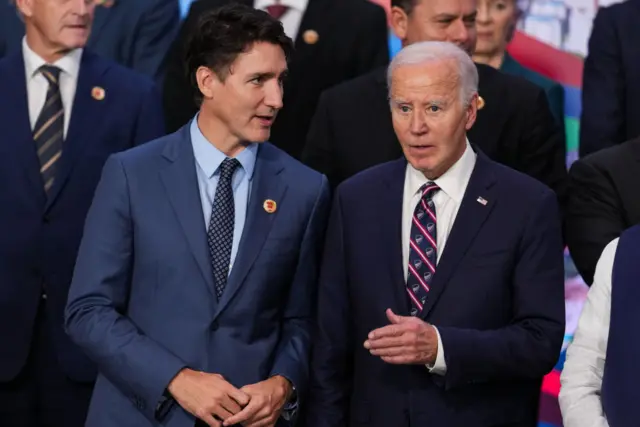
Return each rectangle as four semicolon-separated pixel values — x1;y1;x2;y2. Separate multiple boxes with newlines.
226;385;251;407
367;324;403;340
370;346;408;357
365;335;405;350
386;308;403;324
220;395;243;415
197;413;221;427
381;355;414;364
211;403;234;421
223;399;261;426
245;416;277;427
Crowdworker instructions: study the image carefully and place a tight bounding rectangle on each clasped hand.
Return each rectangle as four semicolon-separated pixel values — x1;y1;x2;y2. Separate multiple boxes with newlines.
364;308;439;365
168;369;291;427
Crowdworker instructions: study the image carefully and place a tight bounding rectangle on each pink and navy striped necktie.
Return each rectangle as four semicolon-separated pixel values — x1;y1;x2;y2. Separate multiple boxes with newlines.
406;182;439;316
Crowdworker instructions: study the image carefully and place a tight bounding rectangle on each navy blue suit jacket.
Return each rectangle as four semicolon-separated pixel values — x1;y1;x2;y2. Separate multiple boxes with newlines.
306;151;565;427
0;49;164;383
580;0;640;157
65;127;330;426
0;0;180;80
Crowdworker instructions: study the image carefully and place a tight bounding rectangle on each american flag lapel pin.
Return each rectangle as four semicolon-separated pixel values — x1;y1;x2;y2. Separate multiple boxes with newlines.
476;196;488;206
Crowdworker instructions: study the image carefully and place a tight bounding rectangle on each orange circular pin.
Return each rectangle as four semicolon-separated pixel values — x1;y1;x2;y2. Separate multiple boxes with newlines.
92;86;105;101
477;96;485;110
263;199;277;214
303;29;319;45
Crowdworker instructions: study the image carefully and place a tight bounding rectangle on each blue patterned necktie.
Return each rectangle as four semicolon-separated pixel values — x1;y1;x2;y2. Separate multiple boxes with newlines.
33;65;64;194
207;157;240;299
406;182;440;316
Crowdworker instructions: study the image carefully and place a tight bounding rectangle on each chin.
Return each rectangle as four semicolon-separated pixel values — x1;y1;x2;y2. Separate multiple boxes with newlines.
245;130;271;143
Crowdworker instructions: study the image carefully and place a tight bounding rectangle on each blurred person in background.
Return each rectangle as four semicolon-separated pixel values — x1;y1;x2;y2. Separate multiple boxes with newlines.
0;0;180;81
0;0;165;425
579;0;640;157
565;137;640;285
301;0;567;213
472;0;565;131
163;0;389;159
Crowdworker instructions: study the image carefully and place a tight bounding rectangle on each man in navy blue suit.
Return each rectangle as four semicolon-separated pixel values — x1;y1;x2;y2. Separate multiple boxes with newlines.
0;0;165;426
0;0;180;80
65;4;329;427
580;0;640;157
306;41;565;427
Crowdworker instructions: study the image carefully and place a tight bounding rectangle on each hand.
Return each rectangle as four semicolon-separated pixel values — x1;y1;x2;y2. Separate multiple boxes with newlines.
223;375;292;427
167;368;250;427
364;308;439;365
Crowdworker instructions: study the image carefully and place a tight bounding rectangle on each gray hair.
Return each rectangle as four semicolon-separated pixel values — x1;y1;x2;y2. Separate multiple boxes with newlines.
387;41;479;106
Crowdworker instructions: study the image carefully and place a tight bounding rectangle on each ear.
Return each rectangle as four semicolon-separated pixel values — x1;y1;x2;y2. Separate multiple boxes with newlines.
195;66;221;101
465;93;479;131
15;0;34;18
389;6;410;43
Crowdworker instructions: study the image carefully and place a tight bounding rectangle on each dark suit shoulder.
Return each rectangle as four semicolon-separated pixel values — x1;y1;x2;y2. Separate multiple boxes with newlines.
476;62;543;102
573;137;640;171
336;159;403;197
320;68;383;105
487;156;555;200
262;142;325;186
84;51;155;93
327;0;387;25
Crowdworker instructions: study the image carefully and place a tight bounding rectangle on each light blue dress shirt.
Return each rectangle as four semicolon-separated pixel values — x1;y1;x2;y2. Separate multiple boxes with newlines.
190;117;258;273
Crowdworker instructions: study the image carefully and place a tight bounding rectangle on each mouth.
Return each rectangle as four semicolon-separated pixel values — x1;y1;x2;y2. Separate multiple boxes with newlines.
477;32;493;39
255;115;275;126
408;144;435;153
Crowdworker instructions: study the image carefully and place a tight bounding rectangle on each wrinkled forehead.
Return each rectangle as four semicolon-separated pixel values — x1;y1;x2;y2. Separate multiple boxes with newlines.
389;61;460;99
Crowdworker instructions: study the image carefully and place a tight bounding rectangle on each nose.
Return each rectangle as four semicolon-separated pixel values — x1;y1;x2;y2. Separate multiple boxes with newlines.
72;0;91;15
448;20;471;46
476;4;491;25
409;110;428;135
264;80;284;111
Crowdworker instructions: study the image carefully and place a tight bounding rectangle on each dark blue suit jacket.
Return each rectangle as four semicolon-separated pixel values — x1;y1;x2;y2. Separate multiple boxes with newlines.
306;150;565;427
0;49;164;383
65;128;330;426
580;0;640;157
0;0;180;80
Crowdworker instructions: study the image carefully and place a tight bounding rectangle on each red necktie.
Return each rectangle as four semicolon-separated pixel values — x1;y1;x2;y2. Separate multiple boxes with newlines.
266;3;288;19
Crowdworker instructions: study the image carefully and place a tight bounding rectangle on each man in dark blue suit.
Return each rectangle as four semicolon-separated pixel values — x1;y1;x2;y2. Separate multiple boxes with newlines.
306;41;565;427
65;4;329;427
1;0;180;80
0;0;164;426
580;0;640;157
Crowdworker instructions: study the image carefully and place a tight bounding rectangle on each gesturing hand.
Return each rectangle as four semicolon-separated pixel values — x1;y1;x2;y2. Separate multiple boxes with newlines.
222;375;292;427
167;369;250;427
364;308;439;365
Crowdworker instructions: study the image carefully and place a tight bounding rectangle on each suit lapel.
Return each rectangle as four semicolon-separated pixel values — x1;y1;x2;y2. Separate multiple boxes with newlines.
45;51;110;211
160;126;218;304
0;51;46;205
291;0;329;64
213;143;287;321
380;159;412;316
420;152;498;318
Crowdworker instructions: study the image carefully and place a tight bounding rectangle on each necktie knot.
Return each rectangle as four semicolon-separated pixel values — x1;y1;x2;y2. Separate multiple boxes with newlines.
218;158;240;183
266;4;289;19
420;182;440;201
40;65;61;86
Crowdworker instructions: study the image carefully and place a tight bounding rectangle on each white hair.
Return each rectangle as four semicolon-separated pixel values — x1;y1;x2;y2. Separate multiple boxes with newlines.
387;41;479;106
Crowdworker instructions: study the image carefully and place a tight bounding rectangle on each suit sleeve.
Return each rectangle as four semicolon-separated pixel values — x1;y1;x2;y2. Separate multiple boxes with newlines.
565;159;625;285
64;156;187;423
437;189;566;390
579;7;625;157
270;176;331;408
162;2;202;133
304;190;353;427
301;91;339;188
130;0;180;81
517;88;568;214
352;3;389;75
133;83;166;145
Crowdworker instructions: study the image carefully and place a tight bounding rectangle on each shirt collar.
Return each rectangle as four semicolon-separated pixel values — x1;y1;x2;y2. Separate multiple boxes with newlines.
406;140;477;203
190;115;258;180
22;36;82;81
254;0;308;13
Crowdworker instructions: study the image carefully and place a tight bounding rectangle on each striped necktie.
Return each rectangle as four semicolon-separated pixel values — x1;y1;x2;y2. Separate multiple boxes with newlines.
33;65;64;194
406;182;440;316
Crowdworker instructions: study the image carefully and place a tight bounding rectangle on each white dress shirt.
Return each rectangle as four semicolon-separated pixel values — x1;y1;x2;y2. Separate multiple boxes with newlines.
254;0;308;40
401;141;477;375
559;238;617;427
22;37;82;139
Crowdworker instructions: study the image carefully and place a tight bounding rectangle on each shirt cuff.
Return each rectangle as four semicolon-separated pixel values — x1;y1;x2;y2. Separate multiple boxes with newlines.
425;326;447;375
